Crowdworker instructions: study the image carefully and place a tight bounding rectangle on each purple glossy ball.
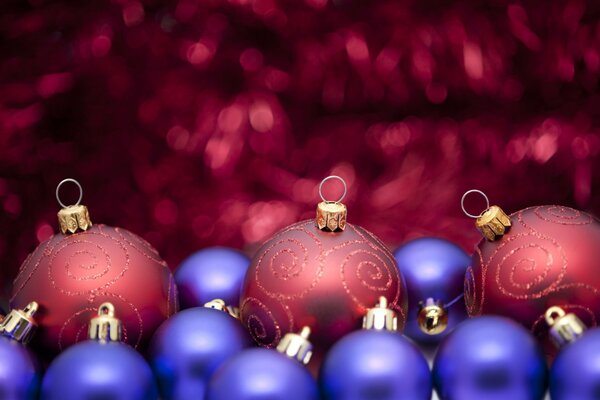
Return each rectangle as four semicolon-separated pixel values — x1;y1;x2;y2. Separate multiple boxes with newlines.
149;307;252;400
550;328;600;400
0;337;39;399
175;247;250;308
41;341;157;400
433;316;547;400
207;348;319;400
393;237;470;344
319;330;432;400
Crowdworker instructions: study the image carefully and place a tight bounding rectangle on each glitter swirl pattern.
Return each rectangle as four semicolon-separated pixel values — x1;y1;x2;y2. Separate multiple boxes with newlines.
469;205;600;354
253;222;325;300
47;232;130;296
10;224;177;355
241;220;406;351
533;206;593;226
490;233;567;300
339;248;395;309
464;266;476;314
239;296;286;348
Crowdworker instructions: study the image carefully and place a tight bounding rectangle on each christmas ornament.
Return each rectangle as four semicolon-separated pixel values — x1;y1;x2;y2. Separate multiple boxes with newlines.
393;237;470;343
240;176;406;357
175;247;250;310
207;327;319;400
149;304;252;400
41;302;158;400
462;189;600;355
548;307;600;400
10;179;178;357
320;297;432;400
433;316;547;400
0;302;41;400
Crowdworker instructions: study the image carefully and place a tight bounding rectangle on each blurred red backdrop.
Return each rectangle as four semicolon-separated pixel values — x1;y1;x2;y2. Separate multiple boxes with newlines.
1;0;600;299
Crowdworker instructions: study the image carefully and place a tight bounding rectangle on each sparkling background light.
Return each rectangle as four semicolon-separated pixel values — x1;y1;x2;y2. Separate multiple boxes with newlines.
1;0;599;299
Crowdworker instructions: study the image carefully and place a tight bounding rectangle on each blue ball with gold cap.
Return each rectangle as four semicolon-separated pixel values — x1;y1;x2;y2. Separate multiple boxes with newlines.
41;302;157;400
149;299;252;400
207;325;319;400
0;301;41;399
320;297;432;400
545;305;600;400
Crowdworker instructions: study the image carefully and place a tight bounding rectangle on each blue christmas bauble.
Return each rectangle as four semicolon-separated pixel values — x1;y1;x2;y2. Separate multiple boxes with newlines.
319;330;431;400
0;336;39;399
175;247;250;309
207;348;319;400
149;307;252;400
433;316;547;400
393;237;470;343
41;341;157;400
550;328;600;400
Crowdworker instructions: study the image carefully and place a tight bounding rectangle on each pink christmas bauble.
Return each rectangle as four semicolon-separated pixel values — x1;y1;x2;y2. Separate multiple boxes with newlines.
11;224;178;358
466;205;600;356
240;220;407;355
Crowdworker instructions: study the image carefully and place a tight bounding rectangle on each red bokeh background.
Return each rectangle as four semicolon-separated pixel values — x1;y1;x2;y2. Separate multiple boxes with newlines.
1;0;600;300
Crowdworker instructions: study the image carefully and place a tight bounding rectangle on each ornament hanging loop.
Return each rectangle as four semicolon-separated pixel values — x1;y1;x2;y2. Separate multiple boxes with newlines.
460;189;489;219
319;175;347;204
56;178;83;209
545;306;586;348
461;189;511;242
56;178;92;235
316;176;347;232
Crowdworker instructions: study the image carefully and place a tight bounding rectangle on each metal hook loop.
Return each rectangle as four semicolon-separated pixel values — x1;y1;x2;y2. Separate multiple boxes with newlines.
461;189;490;219
319;175;347;203
56;178;83;208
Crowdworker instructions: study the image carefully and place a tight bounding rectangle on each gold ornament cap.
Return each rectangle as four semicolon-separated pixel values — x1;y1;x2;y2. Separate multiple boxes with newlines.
89;303;122;343
417;298;448;335
461;190;511;241
276;326;313;365
316;176;347;232
204;299;240;319
362;297;398;331
545;306;586;348
56;179;92;235
0;301;39;344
